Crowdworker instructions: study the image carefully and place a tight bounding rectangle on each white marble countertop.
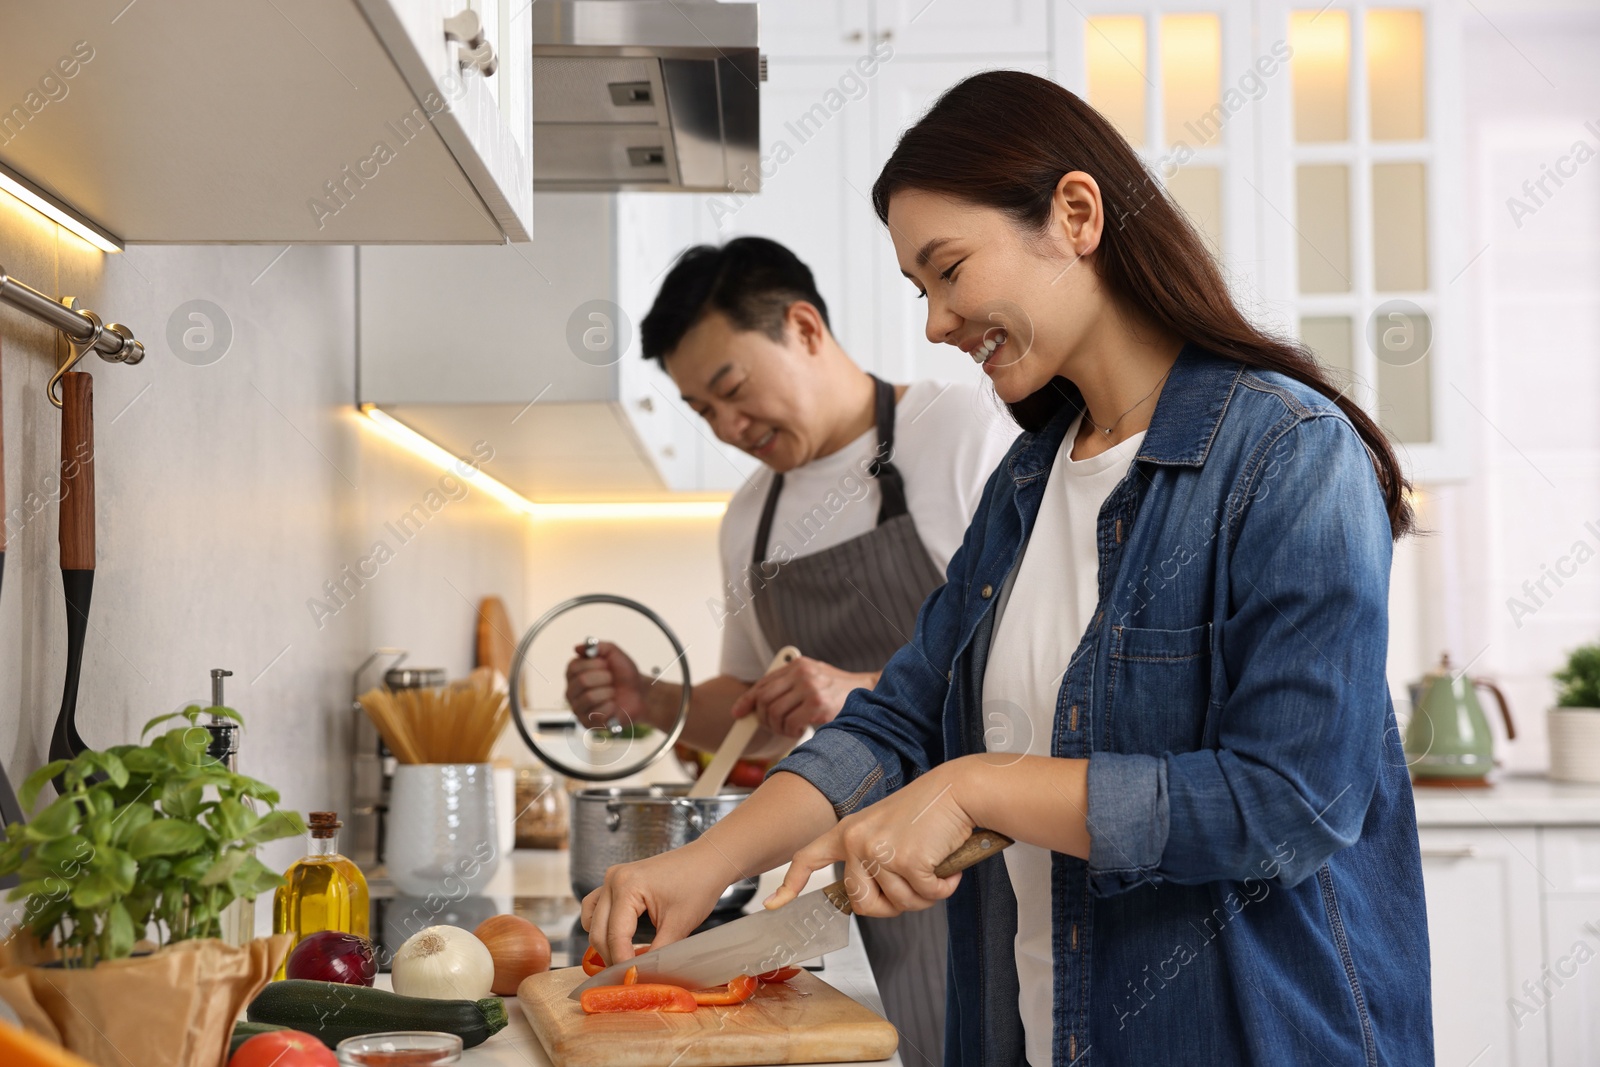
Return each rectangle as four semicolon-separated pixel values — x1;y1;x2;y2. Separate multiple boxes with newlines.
375;850;902;1067
1412;773;1600;827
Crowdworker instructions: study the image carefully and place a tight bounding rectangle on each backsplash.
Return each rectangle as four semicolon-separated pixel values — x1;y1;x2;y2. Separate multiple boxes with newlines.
0;199;528;883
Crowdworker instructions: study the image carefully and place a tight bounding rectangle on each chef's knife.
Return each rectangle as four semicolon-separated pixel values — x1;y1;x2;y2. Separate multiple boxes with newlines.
571;828;1013;998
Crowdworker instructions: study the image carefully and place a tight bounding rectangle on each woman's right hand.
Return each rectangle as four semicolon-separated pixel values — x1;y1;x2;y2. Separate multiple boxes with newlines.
565;641;650;729
580;841;735;966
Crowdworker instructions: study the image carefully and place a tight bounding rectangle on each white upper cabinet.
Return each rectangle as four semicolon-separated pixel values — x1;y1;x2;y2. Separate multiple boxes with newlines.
0;0;532;244
872;0;1050;57
758;0;875;57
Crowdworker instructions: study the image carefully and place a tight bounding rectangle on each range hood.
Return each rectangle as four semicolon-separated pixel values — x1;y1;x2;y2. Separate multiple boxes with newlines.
531;1;762;193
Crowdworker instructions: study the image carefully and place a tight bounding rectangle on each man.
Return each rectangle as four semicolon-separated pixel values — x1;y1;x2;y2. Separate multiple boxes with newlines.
565;236;1015;1067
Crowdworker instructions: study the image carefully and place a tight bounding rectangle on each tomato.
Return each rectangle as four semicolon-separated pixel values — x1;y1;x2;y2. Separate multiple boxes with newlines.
229;1030;337;1067
726;760;769;789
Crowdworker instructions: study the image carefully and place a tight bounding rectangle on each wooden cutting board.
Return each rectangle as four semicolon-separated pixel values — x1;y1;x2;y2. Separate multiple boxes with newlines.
476;595;516;680
518;966;899;1067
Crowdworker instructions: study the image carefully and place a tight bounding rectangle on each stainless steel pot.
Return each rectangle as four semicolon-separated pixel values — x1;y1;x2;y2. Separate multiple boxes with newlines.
569;784;756;912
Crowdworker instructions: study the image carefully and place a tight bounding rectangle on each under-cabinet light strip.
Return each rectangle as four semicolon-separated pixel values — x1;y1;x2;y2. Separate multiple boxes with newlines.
0;162;123;253
359;404;727;521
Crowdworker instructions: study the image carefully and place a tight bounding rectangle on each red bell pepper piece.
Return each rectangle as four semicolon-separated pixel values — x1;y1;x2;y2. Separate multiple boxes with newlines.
691;974;759;1006
757;966;801;983
581;945;606;976
622;965;639;986
580;983;699;1014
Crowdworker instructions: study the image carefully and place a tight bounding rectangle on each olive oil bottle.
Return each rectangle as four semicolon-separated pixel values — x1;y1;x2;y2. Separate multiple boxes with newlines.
272;811;369;979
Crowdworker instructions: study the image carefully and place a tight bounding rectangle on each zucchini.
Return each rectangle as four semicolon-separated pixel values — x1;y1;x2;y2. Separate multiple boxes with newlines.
229;1021;287;1057
247;980;509;1049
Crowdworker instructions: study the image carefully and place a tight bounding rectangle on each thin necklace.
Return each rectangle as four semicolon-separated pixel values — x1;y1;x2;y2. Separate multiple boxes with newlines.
1082;366;1173;437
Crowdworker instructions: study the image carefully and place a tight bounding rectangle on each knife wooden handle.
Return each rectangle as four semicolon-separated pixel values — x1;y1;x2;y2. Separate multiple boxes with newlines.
60;372;94;571
821;829;1014;914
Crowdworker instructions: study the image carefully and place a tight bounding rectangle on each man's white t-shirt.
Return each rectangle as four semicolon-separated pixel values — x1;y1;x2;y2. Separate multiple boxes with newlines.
716;380;1018;680
981;416;1146;1067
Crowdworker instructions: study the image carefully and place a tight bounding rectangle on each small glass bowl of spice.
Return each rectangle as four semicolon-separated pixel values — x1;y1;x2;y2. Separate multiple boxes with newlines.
336;1032;462;1066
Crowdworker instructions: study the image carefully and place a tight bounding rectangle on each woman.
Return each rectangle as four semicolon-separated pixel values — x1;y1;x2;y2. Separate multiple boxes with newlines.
582;71;1433;1066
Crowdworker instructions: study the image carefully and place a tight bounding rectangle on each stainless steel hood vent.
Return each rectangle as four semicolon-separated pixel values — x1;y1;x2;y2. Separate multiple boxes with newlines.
531;1;761;193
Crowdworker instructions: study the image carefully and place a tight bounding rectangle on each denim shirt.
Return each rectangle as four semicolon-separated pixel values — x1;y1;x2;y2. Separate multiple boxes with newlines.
775;345;1433;1067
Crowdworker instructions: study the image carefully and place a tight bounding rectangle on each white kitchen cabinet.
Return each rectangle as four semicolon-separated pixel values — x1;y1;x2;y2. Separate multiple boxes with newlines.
359;0;534;239
359;193;721;499
1419;826;1550;1067
872;0;1050;57
0;0;532;243
758;0;875;57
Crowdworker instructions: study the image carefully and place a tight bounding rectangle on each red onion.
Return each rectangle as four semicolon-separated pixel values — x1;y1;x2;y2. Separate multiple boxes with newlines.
286;930;377;986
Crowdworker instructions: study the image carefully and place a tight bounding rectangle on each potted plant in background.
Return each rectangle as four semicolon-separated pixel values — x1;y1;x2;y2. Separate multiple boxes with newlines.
0;703;302;1067
1548;642;1600;784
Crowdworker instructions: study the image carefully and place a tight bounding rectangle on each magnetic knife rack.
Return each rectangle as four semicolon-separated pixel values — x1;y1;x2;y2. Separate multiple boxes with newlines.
0;264;145;407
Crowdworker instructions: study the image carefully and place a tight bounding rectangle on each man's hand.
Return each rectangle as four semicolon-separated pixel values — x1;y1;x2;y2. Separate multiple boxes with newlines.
564;641;653;730
728;656;878;738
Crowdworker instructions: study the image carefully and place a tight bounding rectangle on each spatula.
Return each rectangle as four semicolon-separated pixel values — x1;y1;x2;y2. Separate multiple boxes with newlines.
49;371;93;772
687;645;800;799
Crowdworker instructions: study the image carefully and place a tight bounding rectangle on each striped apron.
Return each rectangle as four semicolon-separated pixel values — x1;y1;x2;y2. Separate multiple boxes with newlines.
750;375;949;1067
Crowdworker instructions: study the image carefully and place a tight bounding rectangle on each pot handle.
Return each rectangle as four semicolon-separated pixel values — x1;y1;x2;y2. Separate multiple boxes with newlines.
672;796;705;833
1474;677;1516;740
605;800;623;832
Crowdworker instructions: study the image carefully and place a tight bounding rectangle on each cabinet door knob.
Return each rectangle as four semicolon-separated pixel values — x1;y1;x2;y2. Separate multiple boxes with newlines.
637;397;655;413
443;9;485;48
877;28;893;42
843;29;864;43
460;39;498;77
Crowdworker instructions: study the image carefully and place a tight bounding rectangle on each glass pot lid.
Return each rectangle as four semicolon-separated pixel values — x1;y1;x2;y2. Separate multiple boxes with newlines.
508;594;691;781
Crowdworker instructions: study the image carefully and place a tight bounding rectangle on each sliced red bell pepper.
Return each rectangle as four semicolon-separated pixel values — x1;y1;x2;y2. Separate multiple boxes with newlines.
757;966;801;983
581;945;606;976
622;965;639;986
691;974;759;1006
580;983;699;1014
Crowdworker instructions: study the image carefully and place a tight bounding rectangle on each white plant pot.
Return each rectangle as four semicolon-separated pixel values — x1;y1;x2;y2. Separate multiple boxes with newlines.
385;763;500;897
1547;707;1600;784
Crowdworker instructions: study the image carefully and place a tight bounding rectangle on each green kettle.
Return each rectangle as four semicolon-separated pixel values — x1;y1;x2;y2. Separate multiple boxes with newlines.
1404;653;1516;787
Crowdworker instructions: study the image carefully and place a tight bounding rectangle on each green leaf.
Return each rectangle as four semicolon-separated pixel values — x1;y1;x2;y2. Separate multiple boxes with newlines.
160;779;205;820
70;871;114;909
118;747;166;776
90;751;129;789
201;705;244;727
199;848;249;887
19;761;69;812
234;855;287;898
35;833;91;869
206;798;256;843
244;809;305;846
93;846;138;895
23;794;81;842
104;900;135;960
110;802;155;847
140;707;201;738
0;838;26;877
172;853;212;880
230;776;282;806
128;818;207;860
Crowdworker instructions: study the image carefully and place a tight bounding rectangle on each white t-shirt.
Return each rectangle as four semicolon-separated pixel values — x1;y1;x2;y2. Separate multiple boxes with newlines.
716;380;1018;680
982;416;1146;1067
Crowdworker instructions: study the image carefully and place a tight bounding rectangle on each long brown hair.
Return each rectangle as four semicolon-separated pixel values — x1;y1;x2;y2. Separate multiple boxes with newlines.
872;70;1413;540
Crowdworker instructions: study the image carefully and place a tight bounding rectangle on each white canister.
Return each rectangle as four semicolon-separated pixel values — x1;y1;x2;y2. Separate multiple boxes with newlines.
386;763;500;897
1548;708;1600;784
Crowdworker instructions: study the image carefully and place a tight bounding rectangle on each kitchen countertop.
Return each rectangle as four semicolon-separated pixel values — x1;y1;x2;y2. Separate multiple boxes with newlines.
371;850;904;1067
1411;773;1600;827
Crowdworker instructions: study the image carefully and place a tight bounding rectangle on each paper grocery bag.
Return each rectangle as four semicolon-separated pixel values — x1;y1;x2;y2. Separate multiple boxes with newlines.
0;934;291;1067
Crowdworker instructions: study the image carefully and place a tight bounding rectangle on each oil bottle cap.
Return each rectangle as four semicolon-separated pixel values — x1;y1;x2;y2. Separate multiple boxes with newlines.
308;811;343;839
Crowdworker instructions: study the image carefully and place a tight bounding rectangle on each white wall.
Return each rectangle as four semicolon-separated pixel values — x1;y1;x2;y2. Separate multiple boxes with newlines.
1426;7;1600;772
0;199;528;883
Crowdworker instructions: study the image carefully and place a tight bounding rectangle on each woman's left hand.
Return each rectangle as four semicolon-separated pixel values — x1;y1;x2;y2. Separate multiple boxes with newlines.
763;760;976;918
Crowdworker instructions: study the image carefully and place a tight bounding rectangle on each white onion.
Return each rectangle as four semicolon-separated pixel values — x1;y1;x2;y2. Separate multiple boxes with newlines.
391;924;495;1000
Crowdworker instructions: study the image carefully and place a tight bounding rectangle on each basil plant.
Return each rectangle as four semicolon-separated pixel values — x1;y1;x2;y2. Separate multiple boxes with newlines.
0;705;305;968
